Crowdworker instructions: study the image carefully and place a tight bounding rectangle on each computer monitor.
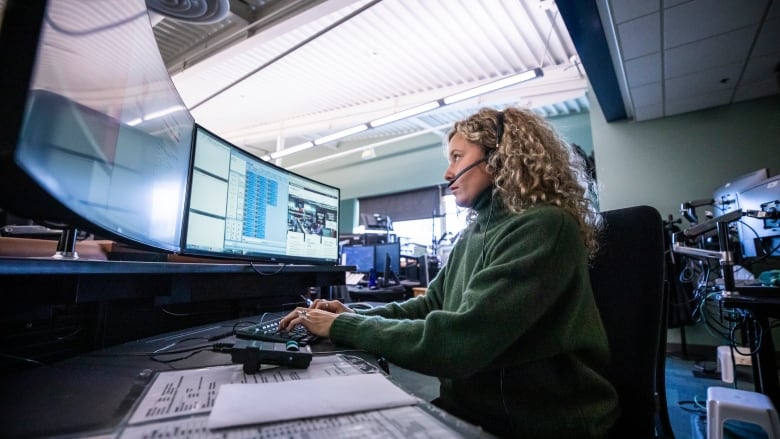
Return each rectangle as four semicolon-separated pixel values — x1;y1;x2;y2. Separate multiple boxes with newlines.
181;125;340;264
374;242;401;277
340;245;375;273
0;0;195;253
735;174;780;258
712;168;770;215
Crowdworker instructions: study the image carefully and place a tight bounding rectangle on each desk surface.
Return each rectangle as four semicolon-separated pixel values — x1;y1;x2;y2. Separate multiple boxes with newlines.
719;286;780;409
0;314;488;438
0;256;351;275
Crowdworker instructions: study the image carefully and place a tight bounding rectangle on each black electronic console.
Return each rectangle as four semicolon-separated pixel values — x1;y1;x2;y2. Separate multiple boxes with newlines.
230;339;312;373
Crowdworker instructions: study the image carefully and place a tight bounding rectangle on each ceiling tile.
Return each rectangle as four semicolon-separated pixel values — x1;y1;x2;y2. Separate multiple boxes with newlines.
586;0;778;125
662;0;688;8
665;89;732;115
609;0;659;24
741;53;780;84
752;17;780;57
733;78;779;102
616;12;661;60
630;81;662;107
664;27;756;78
663;0;769;48
633;103;664;121
665;63;742;99
768;0;780;18
624;52;662;87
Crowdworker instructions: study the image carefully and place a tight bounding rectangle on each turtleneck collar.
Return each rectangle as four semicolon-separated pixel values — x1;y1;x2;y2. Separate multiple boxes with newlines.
471;187;507;228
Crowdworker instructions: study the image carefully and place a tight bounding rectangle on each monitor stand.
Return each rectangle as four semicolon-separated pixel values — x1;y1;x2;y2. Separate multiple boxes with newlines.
53;227;79;259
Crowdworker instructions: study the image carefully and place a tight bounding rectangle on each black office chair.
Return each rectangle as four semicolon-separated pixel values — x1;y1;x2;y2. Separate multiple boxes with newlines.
590;205;674;439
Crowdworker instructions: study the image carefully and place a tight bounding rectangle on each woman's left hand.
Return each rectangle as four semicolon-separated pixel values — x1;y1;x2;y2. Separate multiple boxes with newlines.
278;306;338;338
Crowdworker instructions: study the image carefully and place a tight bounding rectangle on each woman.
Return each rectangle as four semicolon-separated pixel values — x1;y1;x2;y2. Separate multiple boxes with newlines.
280;107;618;438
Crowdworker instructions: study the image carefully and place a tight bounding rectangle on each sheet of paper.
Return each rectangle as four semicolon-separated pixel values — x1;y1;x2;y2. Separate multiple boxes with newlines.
119;405;468;438
207;373;419;430
128;354;375;425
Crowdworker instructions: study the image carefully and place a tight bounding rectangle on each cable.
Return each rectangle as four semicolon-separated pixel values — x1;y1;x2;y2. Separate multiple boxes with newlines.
249;261;288;276
677;397;707;414
160;307;202;317
45;9;148;36
0;353;46;366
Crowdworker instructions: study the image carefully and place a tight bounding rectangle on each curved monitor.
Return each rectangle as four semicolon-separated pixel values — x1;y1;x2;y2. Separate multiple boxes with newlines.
181;125;340;264
0;0;194;252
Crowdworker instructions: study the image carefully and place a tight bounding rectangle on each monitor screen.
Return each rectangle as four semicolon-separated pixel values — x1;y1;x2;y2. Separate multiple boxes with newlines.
0;0;195;252
374;242;401;275
181;125;340;264
736;175;780;258
340;245;375;273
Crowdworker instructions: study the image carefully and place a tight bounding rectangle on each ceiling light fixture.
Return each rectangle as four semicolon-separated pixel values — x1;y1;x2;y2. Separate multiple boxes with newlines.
442;68;543;105
288;122;452;170
313;124;369;146
267;141;314;160
369;101;441;127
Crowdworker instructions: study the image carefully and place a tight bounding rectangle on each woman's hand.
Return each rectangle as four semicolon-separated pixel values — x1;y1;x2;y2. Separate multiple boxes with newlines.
310;299;353;314
278;300;353;338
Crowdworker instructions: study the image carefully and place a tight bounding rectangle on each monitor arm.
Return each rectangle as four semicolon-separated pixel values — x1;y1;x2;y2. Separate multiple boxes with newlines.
672;209;743;296
680;198;714;224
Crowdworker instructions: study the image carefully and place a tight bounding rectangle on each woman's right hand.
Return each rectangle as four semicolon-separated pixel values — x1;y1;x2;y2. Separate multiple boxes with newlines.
310;299;353;314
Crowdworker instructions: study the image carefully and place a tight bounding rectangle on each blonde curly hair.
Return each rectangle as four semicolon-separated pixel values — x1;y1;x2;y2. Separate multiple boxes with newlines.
448;107;602;260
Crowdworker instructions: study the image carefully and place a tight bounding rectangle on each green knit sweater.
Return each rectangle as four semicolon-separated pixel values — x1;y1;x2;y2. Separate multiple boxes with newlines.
330;191;619;438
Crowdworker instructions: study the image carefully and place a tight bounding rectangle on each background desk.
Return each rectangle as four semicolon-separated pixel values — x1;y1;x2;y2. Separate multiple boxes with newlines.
348;284;408;302
721;287;780;408
0;315;486;438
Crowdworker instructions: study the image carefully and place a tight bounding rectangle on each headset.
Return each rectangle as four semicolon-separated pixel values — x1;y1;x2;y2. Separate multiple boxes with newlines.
447;112;504;188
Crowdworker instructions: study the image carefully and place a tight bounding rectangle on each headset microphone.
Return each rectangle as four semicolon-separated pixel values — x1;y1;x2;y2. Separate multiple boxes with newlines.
447;157;487;187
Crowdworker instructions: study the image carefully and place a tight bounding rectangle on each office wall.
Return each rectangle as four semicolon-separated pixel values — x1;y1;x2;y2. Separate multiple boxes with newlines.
590;92;780;348
339;198;358;236
590;93;780;220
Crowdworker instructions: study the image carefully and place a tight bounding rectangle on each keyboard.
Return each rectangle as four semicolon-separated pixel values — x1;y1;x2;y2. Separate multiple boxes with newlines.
235;313;320;346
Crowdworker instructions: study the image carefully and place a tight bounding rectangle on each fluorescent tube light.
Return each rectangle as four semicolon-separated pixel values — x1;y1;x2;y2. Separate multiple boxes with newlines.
442;68;543;105
313;124;368;146
269;141;314;159
369;101;441;127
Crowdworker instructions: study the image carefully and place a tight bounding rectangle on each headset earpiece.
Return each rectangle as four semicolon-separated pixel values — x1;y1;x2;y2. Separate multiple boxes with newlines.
495;112;504;149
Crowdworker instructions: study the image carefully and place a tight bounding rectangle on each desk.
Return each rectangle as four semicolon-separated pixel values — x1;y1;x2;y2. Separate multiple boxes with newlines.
348;284;407;302
0;256;349;366
0;314;489;438
721;287;780;408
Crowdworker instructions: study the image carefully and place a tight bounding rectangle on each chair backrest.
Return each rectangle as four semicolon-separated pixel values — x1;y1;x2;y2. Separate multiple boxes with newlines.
589;205;673;439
